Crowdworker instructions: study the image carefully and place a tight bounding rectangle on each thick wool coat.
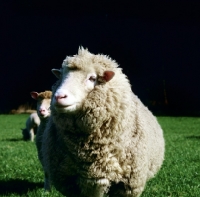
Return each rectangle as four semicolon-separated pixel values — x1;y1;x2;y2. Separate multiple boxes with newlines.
42;48;165;197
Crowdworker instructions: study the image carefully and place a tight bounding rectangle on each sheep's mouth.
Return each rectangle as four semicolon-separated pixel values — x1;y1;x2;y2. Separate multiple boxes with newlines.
54;102;80;109
54;101;75;108
39;113;48;117
54;103;77;112
39;112;49;116
55;104;71;108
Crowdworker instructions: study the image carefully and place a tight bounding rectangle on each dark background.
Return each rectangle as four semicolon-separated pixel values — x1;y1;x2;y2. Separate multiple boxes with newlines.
0;1;200;115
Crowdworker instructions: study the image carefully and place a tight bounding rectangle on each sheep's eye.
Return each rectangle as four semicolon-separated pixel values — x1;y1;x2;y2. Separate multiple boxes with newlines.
67;65;78;71
89;76;96;82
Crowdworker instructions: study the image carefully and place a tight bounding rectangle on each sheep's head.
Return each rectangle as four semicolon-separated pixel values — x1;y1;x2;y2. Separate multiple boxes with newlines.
30;91;52;119
51;48;116;114
51;68;114;114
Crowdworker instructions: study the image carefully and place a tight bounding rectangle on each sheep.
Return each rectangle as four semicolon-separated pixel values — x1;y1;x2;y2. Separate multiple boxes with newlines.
30;90;52;191
42;47;165;197
21;112;40;141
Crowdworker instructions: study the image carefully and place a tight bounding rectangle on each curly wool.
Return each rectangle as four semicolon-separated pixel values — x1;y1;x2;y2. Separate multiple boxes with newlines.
37;90;52;100
42;48;165;197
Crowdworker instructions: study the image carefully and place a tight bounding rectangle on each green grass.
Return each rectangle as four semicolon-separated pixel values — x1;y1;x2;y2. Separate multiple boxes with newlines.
142;117;200;197
0;114;64;197
0;115;199;196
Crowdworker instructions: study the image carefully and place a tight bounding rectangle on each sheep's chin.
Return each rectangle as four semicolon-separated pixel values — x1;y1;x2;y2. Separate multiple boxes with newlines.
39;114;49;119
38;113;50;119
54;104;77;113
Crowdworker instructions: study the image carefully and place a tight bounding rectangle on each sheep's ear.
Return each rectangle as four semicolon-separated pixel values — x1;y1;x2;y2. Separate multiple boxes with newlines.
52;69;61;79
30;91;39;100
103;71;115;82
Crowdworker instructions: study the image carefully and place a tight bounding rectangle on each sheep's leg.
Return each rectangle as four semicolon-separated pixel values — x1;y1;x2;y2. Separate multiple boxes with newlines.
29;128;34;141
108;182;128;197
108;179;145;197
127;168;149;197
79;178;110;197
44;172;51;191
93;179;110;197
88;185;106;197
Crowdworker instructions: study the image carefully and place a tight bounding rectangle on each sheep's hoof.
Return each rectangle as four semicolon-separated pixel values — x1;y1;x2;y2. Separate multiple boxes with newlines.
126;190;132;194
96;178;109;186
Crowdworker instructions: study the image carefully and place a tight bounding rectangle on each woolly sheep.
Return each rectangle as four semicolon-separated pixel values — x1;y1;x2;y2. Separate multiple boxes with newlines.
30;90;52;191
21;112;40;141
42;47;165;197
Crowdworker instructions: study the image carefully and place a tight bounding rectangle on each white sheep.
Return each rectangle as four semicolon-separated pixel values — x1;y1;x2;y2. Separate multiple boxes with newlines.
22;112;40;141
30;90;52;191
42;47;165;197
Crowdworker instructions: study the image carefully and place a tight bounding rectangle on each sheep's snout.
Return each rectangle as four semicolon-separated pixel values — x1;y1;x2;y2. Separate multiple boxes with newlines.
53;90;78;113
38;106;50;118
54;91;68;105
55;93;67;101
39;108;47;114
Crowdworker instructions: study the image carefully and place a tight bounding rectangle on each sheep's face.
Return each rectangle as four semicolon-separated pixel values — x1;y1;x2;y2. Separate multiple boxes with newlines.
30;91;51;119
36;98;51;119
52;67;114;113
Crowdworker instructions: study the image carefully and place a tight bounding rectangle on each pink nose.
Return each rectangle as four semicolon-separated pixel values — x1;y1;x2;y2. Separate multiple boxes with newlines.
55;94;67;101
39;109;46;112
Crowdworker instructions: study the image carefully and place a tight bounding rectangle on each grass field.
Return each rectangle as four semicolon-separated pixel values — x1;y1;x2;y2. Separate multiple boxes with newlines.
0;114;199;197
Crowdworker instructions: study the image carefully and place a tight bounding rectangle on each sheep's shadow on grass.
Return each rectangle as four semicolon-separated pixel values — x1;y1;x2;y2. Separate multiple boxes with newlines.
2;138;23;142
0;179;43;195
185;135;200;140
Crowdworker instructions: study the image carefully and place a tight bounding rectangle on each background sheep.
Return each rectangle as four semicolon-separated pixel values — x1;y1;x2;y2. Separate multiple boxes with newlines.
30;90;52;191
21;112;40;141
42;47;165;197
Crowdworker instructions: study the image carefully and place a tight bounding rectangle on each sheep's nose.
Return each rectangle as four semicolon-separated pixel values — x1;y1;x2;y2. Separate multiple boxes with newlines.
55;94;67;101
39;109;45;112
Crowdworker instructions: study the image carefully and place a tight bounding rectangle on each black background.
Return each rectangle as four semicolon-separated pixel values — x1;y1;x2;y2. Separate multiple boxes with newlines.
1;1;200;115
